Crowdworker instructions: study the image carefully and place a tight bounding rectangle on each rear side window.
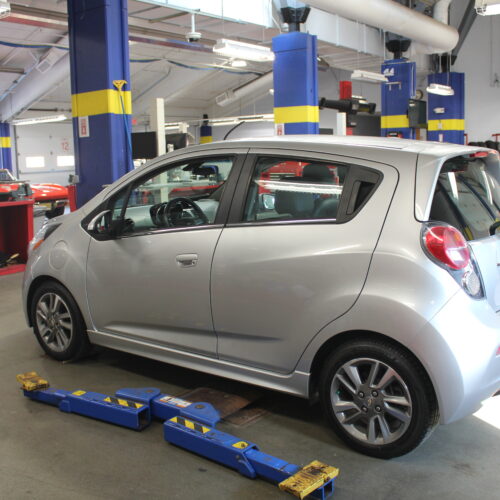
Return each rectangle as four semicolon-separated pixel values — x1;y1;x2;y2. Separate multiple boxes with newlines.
430;154;500;240
242;157;380;223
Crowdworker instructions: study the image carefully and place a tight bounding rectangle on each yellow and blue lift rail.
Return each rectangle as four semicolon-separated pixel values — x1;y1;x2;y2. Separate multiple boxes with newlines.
17;372;339;499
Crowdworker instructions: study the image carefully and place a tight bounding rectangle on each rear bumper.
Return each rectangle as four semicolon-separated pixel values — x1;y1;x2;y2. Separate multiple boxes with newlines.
410;291;500;424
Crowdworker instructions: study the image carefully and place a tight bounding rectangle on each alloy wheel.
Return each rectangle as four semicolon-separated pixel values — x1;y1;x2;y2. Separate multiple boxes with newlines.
35;292;73;352
330;357;412;445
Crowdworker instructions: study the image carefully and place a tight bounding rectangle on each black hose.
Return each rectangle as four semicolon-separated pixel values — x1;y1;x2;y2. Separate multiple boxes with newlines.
223;121;245;140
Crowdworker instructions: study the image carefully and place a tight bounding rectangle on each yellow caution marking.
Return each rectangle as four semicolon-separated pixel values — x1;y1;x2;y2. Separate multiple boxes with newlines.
381;114;409;129
232;441;249;449
428;118;465;131
71;89;132;117
0;136;11;148
199;136;213;144
72;390;86;396
274;105;319;124
103;396;143;409
16;372;49;392
170;416;210;434
279;460;339;500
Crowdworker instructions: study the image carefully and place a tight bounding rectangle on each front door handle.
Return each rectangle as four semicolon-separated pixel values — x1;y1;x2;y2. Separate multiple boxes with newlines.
176;254;198;268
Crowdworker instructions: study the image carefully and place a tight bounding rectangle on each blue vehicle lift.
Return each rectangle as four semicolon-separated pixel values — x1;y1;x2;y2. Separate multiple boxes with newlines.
17;372;339;499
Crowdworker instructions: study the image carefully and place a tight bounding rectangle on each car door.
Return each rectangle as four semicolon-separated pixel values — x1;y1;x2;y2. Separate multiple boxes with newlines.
85;151;246;357
211;149;399;373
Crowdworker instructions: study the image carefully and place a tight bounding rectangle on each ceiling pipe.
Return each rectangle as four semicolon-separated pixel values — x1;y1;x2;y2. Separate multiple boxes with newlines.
433;0;453;24
0;53;69;122
306;0;459;54
215;71;273;107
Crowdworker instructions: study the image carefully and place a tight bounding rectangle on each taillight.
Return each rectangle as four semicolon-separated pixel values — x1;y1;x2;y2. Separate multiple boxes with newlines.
422;223;484;299
424;225;470;270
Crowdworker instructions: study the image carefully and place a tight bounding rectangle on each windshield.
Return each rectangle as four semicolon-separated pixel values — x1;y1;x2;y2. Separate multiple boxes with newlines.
430;153;500;240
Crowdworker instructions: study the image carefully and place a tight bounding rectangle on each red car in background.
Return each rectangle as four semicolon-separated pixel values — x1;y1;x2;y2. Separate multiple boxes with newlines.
0;169;68;216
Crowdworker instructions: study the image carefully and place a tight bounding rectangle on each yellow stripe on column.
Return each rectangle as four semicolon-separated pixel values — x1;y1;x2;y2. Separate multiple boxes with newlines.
200;136;213;144
274;105;319;124
0;137;11;148
72;89;132;117
381;115;409;129
428;119;465;131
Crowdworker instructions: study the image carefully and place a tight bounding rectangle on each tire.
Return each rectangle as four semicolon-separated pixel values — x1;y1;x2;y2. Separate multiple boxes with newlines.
31;280;91;361
319;338;439;459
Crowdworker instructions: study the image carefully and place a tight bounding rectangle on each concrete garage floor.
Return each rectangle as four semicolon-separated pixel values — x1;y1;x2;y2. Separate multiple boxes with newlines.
1;272;499;500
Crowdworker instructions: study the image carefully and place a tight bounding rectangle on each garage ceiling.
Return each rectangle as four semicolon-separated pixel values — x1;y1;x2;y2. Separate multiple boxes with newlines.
0;0;388;122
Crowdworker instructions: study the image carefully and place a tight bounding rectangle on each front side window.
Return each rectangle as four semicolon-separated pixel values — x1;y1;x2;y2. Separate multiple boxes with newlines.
243;157;348;222
111;157;234;235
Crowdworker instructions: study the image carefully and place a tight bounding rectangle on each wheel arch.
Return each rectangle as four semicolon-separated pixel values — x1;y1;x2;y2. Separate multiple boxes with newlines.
26;275;73;326
308;330;438;411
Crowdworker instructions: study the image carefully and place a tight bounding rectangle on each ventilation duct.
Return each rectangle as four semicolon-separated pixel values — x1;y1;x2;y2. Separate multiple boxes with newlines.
306;0;459;54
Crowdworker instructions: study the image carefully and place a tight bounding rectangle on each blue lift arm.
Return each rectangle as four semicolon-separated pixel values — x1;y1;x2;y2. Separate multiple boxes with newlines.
17;373;339;499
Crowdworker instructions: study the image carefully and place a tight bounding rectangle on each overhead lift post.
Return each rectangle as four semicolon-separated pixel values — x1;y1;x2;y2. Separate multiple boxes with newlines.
17;373;339;499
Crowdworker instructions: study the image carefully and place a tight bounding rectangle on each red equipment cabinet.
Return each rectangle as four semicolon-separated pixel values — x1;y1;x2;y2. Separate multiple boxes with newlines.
0;199;34;276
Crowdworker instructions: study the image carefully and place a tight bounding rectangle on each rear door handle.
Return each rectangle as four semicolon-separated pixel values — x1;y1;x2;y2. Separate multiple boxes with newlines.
176;254;198;268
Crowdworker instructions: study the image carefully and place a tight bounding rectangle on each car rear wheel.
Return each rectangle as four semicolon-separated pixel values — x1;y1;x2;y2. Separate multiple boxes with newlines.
319;339;439;458
31;281;90;361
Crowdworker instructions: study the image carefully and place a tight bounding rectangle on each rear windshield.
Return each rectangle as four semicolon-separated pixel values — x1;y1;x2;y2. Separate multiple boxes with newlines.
429;153;500;240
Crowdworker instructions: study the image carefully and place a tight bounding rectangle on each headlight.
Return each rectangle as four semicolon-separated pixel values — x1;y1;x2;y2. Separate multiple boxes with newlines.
28;222;61;255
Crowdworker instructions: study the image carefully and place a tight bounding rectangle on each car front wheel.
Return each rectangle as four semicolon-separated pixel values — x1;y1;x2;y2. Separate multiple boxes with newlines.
319;339;439;459
31;281;90;361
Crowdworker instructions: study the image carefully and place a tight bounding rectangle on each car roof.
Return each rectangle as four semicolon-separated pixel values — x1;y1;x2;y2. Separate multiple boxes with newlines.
199;135;482;159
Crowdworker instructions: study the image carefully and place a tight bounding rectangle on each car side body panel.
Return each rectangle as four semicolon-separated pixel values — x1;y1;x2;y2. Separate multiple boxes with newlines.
211;151;400;373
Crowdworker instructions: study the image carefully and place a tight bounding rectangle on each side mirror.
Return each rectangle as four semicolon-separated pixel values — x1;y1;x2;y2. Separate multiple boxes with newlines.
87;210;112;235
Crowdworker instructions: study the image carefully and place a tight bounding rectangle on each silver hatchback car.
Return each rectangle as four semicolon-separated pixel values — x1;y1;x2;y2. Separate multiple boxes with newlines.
23;136;500;458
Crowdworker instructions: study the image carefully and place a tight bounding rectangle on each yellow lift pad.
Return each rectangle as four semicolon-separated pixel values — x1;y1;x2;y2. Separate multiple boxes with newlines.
16;372;49;392
279;460;339;499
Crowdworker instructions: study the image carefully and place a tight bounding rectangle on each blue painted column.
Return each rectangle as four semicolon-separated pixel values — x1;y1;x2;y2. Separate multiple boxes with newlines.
0;123;12;171
381;59;416;139
427;72;465;144
200;125;213;144
68;0;132;207
272;32;319;135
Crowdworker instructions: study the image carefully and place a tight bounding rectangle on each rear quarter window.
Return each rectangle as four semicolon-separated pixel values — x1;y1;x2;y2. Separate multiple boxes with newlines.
429;154;500;240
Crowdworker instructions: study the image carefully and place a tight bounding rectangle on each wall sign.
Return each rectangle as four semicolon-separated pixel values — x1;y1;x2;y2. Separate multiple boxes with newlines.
78;116;90;138
275;123;284;136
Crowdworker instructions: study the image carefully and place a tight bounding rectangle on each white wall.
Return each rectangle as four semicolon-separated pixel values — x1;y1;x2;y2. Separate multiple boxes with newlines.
451;1;500;142
14;122;75;185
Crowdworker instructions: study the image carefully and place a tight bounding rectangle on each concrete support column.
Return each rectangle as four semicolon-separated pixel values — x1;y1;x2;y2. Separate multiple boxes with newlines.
381;59;416;139
0;123;12;171
272;32;319;135
427;72;465;144
68;0;132;207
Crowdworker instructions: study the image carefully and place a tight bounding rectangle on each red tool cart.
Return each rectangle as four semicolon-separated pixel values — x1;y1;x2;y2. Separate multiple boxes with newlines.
0;199;34;276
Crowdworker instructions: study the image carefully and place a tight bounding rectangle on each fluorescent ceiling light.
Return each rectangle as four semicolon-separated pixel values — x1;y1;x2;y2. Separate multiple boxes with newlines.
0;1;10;19
164;114;275;131
13;114;67;126
213;39;274;62
256;180;343;195
351;70;388;83
210;114;274;126
426;83;455;96
475;0;500;15
230;59;247;68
